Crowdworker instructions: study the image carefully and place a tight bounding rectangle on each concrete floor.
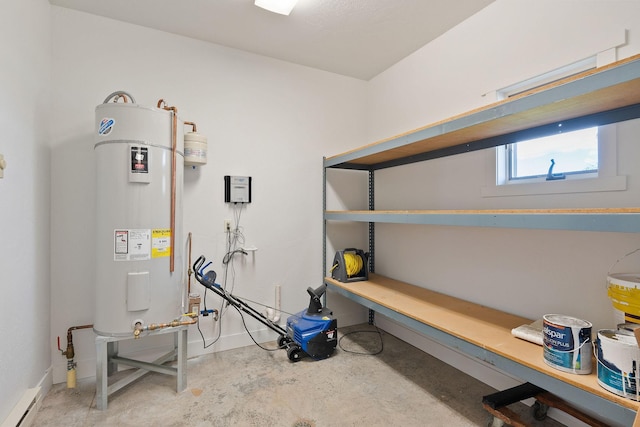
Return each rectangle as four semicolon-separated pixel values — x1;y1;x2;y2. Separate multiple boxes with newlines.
32;324;565;427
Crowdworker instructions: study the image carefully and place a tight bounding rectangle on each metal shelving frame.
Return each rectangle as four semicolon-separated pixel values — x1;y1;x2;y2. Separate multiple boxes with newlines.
324;210;640;233
323;54;640;426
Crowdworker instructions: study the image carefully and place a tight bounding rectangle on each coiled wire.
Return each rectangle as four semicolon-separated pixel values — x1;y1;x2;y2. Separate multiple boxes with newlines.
330;252;364;277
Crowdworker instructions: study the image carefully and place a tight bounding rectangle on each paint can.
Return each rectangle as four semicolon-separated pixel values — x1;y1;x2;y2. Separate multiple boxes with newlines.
608;274;640;325
596;329;640;400
542;314;592;374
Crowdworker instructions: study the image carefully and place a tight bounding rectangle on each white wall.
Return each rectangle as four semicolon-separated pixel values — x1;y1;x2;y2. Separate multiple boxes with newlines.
360;1;640;425
5;1;639;423
0;0;52;422
49;7;368;383
367;0;639;140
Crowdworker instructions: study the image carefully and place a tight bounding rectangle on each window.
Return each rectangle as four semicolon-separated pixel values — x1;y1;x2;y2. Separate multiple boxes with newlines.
484;122;624;197
505;126;599;182
482;55;626;197
495;57;600;185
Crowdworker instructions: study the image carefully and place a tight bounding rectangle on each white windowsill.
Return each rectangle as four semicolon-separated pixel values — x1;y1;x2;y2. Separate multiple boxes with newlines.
481;175;626;198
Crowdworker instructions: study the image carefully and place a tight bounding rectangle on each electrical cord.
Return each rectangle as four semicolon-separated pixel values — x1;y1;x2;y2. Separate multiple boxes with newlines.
221;203;245;295
196;312;222;349
198;204;295;353
199;288;287;351
338;324;384;356
330;253;365;277
198;204;249;348
222;249;248;265
343;253;364;277
198;266;226;349
233;294;296;318
196;289;223;349
232;305;283;352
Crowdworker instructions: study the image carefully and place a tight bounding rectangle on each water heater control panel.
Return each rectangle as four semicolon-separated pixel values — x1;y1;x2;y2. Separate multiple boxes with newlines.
224;175;252;203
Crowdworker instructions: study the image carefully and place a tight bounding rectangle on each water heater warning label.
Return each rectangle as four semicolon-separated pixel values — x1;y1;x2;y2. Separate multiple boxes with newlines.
131;147;148;173
152;229;171;258
114;229;150;261
114;230;128;254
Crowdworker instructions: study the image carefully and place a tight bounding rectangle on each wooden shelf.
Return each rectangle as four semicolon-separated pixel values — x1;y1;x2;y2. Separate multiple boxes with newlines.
325;208;640;232
322;55;640;426
325;54;640;170
326;274;640;419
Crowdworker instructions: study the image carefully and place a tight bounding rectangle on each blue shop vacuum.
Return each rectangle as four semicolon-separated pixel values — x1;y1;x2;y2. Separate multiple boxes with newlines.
193;255;337;362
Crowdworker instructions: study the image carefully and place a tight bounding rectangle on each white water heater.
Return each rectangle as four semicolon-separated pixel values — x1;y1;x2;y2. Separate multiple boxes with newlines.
94;93;184;336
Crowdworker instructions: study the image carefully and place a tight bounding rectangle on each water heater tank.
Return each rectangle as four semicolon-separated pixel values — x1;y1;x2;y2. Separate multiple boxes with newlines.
94;95;184;336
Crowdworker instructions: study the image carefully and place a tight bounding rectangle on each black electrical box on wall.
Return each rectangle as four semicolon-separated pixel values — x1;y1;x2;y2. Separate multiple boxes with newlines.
224;175;252;203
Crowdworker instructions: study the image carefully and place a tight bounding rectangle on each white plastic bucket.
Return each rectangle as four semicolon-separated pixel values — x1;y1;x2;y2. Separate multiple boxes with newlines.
596;329;640;400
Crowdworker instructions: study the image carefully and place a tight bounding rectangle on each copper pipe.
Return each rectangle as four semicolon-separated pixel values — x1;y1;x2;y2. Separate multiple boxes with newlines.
133;316;197;339
170;108;177;272
60;324;93;359
184;121;197;132
187;232;193;293
157;99;177;273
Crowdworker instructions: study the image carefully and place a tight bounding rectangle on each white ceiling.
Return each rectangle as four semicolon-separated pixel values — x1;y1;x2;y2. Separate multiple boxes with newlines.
49;0;495;81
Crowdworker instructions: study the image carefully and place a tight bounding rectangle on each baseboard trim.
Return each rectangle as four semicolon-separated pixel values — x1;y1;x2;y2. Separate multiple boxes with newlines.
1;386;42;427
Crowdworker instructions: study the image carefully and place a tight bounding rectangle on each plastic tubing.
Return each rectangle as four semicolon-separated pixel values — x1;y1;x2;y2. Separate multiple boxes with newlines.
266;285;281;323
273;285;281;323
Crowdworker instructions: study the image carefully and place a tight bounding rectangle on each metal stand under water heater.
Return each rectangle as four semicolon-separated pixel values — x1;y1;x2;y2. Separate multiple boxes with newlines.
93;91;206;409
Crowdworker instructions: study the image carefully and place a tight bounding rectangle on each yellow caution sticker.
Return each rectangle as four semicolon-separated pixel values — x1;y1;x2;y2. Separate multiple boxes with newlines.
152;229;171;258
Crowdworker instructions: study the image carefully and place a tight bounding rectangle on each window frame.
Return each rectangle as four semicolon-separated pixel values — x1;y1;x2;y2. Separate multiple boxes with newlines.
482;54;626;198
484;123;624;197
503;126;600;183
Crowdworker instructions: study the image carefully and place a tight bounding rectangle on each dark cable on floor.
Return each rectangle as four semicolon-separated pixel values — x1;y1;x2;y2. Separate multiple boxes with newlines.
233;305;283;351
338;325;384;356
